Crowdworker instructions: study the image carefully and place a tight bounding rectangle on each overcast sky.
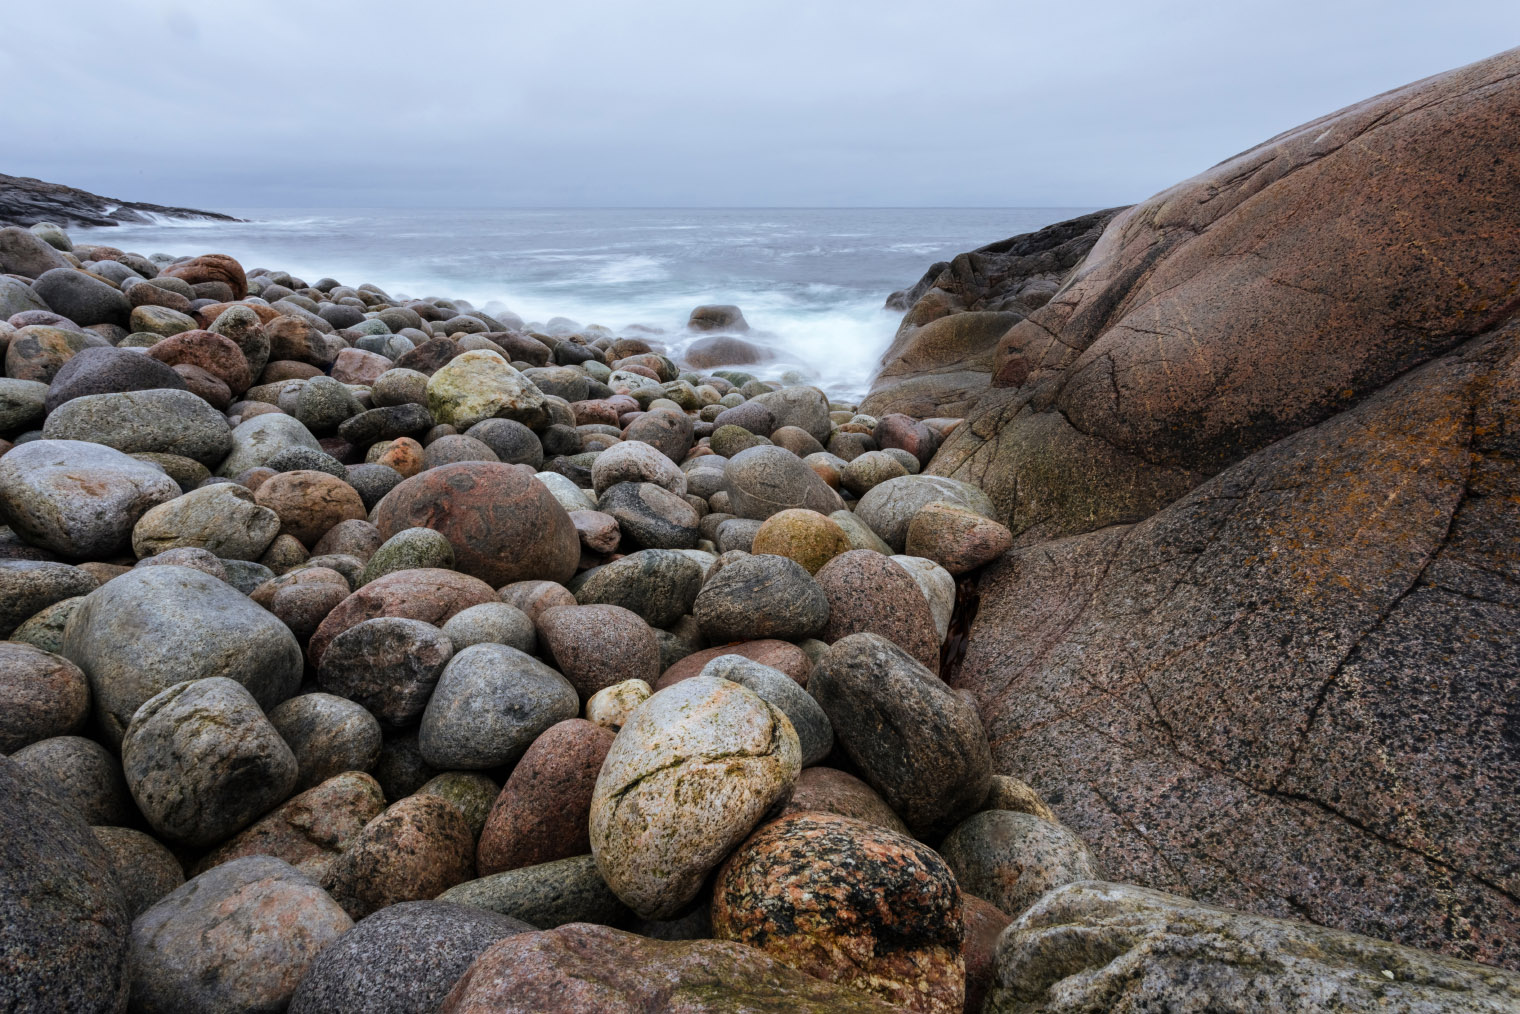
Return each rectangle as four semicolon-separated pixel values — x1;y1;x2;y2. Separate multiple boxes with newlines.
6;1;1518;209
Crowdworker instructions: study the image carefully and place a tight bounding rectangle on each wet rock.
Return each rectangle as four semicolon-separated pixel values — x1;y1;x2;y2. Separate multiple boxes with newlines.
318;616;454;727
816;549;941;668
289;901;530;1014
440;854;629;930
537;603;660;698
268;692;383;790
0;755;131;1014
130;856;351;1014
89;826;184;920
810;633;991;837
477;718;616;874
722;444;843;520
194;771;386;880
373;462;579;586
589;675;801;919
985;881;1520;1014
121;677;299;846
10;734;134;825
308;566;495;667
712;812;965;1014
687;304;750;331
573;549;703;626
419;644;580;769
0;641;89;753
0;439;179;559
692;553;829;642
320;793;476;920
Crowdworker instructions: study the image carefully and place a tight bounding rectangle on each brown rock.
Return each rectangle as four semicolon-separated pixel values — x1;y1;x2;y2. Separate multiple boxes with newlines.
438;922;904;1013
373;462;580;587
476;719;615;875
145;329;252;394
751;508;851;574
779;765;909;834
308;567;497;666
196;300;284;328
537;603;659;698
193;771;386;880
370;436;424;477
683;334;772;369
171;363;232;410
931;49;1520;544
264;315;333;367
956;324;1520;964
161;253;248;300
254;469;367;547
816;549;940;669
656;639;811;689
499;579;577;621
320;793;475;920
962;894;1012;1014
311;518;383;560
0;642;89;753
568;509;619;555
260;359;323;382
904;500;1014;574
330;347;391;385
712;812;965;1014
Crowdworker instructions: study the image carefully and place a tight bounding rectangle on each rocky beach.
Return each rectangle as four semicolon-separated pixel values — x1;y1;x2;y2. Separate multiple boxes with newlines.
2;46;1519;1014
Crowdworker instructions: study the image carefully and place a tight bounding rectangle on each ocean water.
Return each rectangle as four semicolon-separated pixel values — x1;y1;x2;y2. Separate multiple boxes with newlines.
73;208;1092;401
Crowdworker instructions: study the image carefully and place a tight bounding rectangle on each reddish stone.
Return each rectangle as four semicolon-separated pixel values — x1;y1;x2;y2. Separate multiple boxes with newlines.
260;360;323;383
873;413;938;467
962;894;1012;1014
146;329;252;394
815;549;940;670
251;566;351;640
536;604;659;698
193;771;386;880
779;766;908;835
656;639;811;689
569;510;619;554
254;469;367;547
171;363;232;410
476;719;615;875
162;253;248;300
331;347;391;386
308;567;498;666
904;501;1014;574
569;399;622;426
711;812;965;1014
498;580;576;621
372;463;580;587
371;437;424;478
320;794;475;920
195;300;284;329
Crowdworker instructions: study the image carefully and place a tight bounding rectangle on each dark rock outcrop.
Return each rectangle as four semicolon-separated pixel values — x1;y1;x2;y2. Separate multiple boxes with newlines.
0;174;237;229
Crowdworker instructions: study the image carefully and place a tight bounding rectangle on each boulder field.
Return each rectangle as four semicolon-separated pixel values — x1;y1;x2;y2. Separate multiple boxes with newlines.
2;46;1519;1014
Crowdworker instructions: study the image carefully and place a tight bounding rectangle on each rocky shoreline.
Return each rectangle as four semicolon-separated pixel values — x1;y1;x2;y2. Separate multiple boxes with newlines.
3;46;1519;1014
0;173;239;230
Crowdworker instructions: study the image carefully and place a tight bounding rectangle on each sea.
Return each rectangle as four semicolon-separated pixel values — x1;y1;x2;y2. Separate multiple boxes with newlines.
72;208;1093;402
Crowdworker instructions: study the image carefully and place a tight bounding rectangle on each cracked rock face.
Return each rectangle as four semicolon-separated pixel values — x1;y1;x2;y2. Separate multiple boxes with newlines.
986;881;1520;1013
931;48;1520;545
589;675;801;919
956;326;1520;965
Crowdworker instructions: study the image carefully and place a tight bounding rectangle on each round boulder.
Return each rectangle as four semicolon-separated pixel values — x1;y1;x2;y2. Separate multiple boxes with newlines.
722;444;844;520
855;474;996;552
320;794;476;921
938;810;1101;919
418;644;580;769
537;604;660;699
0;642;89;753
815;549;941;669
267;693;383;791
692;553;829;642
318;617;455;727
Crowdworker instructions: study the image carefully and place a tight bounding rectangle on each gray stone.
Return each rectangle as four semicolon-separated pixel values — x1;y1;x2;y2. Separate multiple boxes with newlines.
122;677;299;846
699;654;833;766
535;470;597;512
573;549;704;627
0;560;95;639
855;474;996;551
289;900;530;1014
438;854;630;929
10;735;134;825
360;526;454;585
217;412;322;477
42;345;187;413
264;444;347;477
591;438;686;495
89;826;184;920
722;444;844;520
294;375;362;435
31;268;130;327
41;388;232;465
337;403;434;446
0;755;131;1014
465;419;545;469
0;226;72;278
221;559;276;595
130;856;352;1014
693;552;829;642
751;385;831;443
0;378;47;431
0;439;180;559
131;481;282;560
418;644;580;769
440;601;537;653
267;693;383;791
62;565;303;745
597;481;700;550
940;810;1100;919
317;617;454;728
8;593;85;653
0;275;49;319
808;632;992;838
986;881;1520;1014
345;463;404;510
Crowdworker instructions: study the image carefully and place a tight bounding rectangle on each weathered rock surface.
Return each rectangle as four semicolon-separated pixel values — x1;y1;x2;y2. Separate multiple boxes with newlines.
0;756;131;1014
320;793;476;920
984;881;1520;1014
438;922;905;1013
589;676;801;919
956;325;1520;965
939;810;1100;919
194;771;385;880
307;567;495;667
713;812;965;1014
419;644;580;769
440;854;630;929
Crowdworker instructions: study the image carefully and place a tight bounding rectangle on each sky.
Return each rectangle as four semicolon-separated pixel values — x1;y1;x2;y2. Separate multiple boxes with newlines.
5;1;1518;210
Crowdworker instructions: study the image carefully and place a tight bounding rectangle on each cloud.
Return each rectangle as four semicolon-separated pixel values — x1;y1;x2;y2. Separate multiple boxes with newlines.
6;0;1518;208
